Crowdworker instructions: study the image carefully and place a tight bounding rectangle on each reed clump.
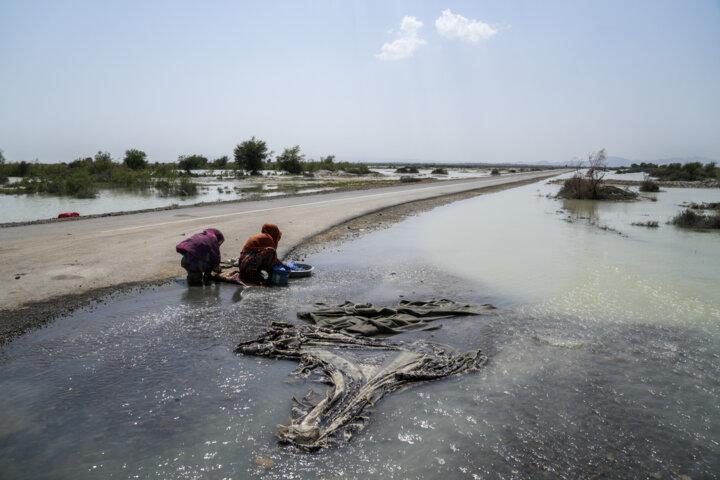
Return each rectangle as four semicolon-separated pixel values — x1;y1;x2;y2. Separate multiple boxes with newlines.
632;220;659;228
671;209;720;229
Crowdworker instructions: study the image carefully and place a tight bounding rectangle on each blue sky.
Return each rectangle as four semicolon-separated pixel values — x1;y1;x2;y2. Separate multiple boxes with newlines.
1;0;719;164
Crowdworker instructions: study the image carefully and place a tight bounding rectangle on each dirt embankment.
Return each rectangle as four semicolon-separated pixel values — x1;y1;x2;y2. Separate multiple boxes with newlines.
0;175;555;345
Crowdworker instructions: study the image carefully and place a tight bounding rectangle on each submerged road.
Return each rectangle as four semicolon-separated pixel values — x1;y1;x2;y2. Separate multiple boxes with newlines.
0;170;563;310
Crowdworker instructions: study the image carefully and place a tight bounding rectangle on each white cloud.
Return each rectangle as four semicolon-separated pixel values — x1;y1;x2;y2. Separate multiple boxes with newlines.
435;9;497;44
375;16;427;61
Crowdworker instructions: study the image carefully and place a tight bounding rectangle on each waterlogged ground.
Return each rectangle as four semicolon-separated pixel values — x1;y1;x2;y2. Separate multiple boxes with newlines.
0;167;495;224
1;177;719;479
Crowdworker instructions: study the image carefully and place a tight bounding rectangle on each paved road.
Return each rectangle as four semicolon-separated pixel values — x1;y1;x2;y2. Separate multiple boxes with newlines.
0;170;563;309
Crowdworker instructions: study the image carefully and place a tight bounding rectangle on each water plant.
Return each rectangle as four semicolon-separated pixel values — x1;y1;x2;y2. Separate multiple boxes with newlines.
632;220;659;228
671;209;720;229
177;177;198;196
687;202;720;211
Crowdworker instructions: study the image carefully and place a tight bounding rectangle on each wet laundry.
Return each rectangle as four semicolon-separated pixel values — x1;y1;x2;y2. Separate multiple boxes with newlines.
297;299;496;336
236;321;487;450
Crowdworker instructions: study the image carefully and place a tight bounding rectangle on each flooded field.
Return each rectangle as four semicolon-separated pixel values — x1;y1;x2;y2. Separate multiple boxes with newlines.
0;167;496;224
1;177;718;479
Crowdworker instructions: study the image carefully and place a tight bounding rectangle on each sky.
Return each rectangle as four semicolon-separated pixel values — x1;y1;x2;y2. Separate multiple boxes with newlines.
1;0;719;165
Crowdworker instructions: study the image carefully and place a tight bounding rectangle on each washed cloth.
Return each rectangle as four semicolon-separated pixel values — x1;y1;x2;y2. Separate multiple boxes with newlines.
214;268;247;286
236;322;487;450
297;299;496;336
176;228;224;273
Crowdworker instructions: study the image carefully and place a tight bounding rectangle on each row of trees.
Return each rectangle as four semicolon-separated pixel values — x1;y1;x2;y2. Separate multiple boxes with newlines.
622;161;718;181
233;137;370;175
0;149;190;198
1;139;372;191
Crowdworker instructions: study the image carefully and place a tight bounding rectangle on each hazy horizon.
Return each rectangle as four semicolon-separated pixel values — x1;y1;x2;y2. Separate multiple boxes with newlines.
1;1;719;165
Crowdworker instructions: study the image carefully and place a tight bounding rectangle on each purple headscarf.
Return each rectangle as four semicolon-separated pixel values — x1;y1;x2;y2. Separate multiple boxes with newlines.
176;228;225;266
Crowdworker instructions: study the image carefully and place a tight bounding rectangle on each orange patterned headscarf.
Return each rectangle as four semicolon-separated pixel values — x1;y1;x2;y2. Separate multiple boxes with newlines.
241;223;282;252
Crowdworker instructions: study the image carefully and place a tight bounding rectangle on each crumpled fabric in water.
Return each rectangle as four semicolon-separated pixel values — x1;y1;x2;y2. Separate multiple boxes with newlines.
236;321;487;450
297;299;496;336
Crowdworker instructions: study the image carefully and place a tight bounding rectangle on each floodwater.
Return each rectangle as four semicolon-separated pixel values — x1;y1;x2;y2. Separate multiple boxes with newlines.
0;167;491;224
1;177;719;479
0;176;296;224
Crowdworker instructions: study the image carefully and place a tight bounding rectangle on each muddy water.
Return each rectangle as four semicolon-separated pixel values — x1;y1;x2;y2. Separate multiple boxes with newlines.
1;178;719;479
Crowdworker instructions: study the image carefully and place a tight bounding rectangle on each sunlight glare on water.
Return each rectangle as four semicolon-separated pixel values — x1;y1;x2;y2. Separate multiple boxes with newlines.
406;178;720;326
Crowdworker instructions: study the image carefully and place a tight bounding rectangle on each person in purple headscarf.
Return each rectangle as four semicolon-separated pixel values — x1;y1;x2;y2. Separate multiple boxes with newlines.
176;228;225;286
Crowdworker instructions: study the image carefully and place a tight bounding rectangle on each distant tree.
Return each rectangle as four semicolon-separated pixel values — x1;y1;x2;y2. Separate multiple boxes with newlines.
123;149;148;170
234;137;268;175
0;148;5;165
69;156;93;168
177;154;208;173
18;160;31;177
277;145;305;174
586;148;607;198
321;155;335;165
94;151;112;163
212;155;229;169
704;162;717;177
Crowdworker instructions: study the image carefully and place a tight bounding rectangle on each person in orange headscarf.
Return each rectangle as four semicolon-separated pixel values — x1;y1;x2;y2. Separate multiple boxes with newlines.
239;223;285;284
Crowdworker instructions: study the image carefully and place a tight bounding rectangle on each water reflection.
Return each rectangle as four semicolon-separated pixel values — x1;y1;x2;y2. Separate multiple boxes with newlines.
561;197;601;221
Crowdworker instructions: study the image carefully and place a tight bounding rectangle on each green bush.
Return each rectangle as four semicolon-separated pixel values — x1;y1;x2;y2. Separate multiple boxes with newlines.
177;177;198;196
65;170;98;198
277;146;305;174
178;154;208;173
212;156;229;169
123;149;148;170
